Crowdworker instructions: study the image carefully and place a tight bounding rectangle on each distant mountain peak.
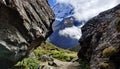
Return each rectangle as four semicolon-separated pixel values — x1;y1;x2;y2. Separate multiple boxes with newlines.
53;3;74;19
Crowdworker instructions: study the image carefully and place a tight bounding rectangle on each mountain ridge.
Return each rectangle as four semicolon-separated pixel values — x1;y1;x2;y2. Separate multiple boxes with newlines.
49;3;83;49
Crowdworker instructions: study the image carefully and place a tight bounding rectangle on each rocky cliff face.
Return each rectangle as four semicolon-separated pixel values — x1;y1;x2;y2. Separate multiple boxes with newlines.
78;4;120;69
0;0;54;68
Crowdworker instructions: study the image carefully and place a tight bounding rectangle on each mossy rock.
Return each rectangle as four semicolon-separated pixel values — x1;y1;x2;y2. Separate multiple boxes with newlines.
102;47;117;57
99;62;109;69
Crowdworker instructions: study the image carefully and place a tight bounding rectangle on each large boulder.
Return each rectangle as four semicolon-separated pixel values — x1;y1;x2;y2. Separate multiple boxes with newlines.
78;4;120;69
0;0;54;68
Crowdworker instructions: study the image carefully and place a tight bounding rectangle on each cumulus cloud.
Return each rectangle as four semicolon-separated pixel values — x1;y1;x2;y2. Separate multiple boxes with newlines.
59;26;82;40
56;0;120;41
56;0;120;21
49;0;120;48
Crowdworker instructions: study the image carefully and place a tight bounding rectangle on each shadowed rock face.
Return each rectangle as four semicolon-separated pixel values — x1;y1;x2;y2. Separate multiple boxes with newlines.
78;4;120;69
0;0;54;68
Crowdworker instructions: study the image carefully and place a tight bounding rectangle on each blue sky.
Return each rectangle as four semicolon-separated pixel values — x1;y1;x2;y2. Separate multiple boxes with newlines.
48;0;56;7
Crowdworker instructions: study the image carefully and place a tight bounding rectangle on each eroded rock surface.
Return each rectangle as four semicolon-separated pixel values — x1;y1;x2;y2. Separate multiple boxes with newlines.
0;0;54;68
78;4;120;69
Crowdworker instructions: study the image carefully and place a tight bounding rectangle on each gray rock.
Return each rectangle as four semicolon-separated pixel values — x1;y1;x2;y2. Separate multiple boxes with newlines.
78;4;120;69
70;58;79;62
39;54;54;61
0;0;54;68
28;52;36;58
48;61;58;67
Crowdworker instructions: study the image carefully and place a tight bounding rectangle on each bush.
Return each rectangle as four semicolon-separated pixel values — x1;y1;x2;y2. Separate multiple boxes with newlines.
51;50;71;61
15;58;39;69
99;62;109;69
102;47;117;57
34;50;50;57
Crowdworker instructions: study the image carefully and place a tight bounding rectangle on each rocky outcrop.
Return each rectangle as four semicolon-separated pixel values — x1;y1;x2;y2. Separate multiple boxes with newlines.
0;0;54;68
78;4;120;69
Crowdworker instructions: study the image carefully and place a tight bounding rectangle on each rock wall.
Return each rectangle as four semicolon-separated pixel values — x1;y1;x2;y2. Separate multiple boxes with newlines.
0;0;54;68
78;4;120;69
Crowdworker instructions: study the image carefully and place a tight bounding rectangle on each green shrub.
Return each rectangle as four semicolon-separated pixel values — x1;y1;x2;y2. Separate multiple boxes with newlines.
34;50;50;57
15;58;39;69
99;62;109;69
51;50;71;61
102;47;117;57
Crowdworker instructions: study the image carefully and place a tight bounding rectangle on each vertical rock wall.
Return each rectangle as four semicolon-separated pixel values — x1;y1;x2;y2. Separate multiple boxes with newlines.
0;0;54;68
78;4;120;69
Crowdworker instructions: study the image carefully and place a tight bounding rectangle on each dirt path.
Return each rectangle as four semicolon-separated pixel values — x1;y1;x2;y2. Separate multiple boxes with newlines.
39;59;81;69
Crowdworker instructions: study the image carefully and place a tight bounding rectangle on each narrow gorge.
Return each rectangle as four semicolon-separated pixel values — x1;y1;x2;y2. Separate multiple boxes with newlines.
0;0;120;69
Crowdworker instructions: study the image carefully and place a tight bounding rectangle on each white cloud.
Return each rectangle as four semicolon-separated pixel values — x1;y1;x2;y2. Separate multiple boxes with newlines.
56;0;120;21
52;0;120;44
59;26;82;40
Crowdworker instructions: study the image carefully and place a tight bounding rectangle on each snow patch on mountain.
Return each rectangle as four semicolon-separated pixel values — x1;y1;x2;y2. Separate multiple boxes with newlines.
53;3;74;19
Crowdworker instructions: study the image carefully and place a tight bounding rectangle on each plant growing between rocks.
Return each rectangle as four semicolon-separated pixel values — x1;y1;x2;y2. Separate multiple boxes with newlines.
102;47;117;57
99;62;110;69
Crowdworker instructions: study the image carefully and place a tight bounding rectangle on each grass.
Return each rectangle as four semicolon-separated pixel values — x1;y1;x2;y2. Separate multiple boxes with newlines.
14;41;78;69
15;58;39;69
34;41;77;61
